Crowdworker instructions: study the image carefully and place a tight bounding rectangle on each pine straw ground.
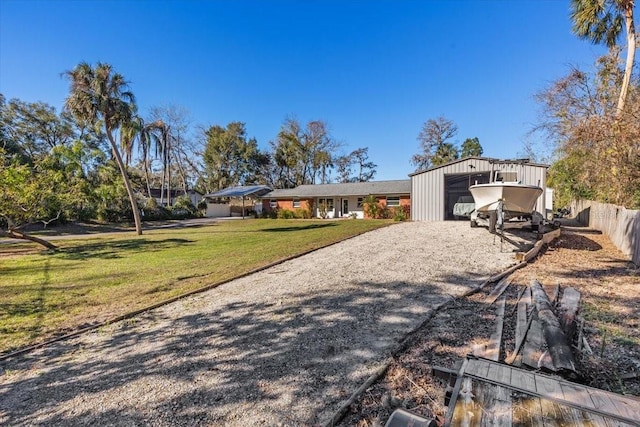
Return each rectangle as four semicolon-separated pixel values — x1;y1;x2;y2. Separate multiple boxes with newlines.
338;223;640;426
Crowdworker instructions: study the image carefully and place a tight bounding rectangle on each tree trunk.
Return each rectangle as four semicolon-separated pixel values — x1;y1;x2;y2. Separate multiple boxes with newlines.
106;128;143;235
167;154;172;207
616;6;636;118
144;158;152;198
1;229;58;250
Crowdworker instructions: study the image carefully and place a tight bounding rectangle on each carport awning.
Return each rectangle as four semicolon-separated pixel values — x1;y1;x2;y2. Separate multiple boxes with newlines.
204;185;272;199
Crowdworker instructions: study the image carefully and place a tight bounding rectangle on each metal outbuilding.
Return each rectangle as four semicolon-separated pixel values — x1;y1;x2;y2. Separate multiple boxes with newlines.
409;157;548;222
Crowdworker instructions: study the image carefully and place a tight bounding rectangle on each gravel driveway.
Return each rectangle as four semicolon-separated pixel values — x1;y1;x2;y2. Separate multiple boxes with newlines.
0;221;532;426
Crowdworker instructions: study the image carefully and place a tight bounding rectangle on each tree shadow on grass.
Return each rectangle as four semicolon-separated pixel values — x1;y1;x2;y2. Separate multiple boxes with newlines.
0;276;490;426
57;238;194;260
260;223;337;232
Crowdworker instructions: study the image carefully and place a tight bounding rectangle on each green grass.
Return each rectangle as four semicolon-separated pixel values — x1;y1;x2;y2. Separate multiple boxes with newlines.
0;219;391;353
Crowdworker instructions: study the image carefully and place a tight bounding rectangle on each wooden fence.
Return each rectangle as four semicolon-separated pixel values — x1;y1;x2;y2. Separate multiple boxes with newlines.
571;199;640;266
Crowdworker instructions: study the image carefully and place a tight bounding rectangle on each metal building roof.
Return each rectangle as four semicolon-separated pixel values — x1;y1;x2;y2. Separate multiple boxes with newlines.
263;180;411;198
409;156;549;177
204;185;272;198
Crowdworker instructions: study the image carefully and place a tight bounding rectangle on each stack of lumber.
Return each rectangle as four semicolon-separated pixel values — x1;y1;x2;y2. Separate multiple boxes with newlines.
507;279;580;373
472;276;582;375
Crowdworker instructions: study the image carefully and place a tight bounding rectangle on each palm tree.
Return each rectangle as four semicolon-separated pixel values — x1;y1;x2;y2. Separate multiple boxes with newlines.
571;0;636;117
120;115;163;198
64;62;143;235
432;143;459;166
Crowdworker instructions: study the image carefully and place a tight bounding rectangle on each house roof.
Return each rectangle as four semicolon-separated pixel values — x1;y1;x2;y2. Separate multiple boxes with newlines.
263;180;411;198
204;185;273;198
408;156;549;177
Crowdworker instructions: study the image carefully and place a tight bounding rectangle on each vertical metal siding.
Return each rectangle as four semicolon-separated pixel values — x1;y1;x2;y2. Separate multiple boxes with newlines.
411;159;548;221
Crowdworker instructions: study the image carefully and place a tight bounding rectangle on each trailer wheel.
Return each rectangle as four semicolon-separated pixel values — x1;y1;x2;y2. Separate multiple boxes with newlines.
470;219;478;228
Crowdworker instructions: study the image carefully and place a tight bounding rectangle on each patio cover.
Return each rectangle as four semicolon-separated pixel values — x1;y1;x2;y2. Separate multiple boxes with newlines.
203;185;272;199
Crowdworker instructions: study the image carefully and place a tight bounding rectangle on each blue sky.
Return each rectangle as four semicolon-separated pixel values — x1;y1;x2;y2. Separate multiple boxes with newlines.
0;0;608;180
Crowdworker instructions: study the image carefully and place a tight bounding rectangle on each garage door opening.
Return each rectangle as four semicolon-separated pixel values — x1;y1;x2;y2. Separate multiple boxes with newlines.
444;173;490;220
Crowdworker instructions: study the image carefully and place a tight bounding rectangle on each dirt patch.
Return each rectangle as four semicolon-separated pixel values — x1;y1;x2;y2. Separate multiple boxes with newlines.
338;223;640;426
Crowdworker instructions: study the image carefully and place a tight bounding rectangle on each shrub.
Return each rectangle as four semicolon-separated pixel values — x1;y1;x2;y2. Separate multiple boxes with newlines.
294;208;311;219
277;209;295;219
173;195;197;215
362;195;380;219
393;206;408;221
318;202;328;219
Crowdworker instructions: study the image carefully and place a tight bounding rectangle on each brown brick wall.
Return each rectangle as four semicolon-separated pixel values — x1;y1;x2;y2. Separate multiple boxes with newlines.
262;198;313;213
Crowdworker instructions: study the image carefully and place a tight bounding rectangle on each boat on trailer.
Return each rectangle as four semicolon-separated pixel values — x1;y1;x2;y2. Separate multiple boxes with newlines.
469;172;543;231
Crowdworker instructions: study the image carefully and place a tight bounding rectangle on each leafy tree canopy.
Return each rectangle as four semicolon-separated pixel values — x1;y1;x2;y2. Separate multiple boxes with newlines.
460;137;483;158
412;116;458;170
203;121;263;191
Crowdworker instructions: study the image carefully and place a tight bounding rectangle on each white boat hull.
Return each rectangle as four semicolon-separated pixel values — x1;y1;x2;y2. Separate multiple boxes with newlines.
469;182;543;217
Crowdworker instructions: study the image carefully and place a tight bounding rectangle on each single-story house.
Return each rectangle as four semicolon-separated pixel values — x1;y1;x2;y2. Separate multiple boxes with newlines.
261;180;411;219
410;157;549;221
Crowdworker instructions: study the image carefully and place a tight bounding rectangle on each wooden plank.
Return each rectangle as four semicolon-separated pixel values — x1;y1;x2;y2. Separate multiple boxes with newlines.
485;362;512;385
560;381;597;409
512;394;543;427
450;377;480;427
530;279;576;371
485;295;506;361
446;358;472;427
554;398;609;427
606;393;640;423
507;293;535;365
465;358;490;378
534;373;565;401
549;283;560;306
510;285;527;316
542;227;561;244
476;382;512;426
486;275;513;304
521;317;554;371
515;291;529;347
459;356;640;426
539;396;563;426
509;369;537;395
525;239;545;262
558;286;581;342
586;391;624;424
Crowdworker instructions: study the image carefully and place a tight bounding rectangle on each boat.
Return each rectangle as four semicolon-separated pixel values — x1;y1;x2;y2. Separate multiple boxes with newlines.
469;174;543;231
469;182;543;217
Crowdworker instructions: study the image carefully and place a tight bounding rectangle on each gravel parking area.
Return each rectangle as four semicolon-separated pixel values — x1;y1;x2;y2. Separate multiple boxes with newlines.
0;221;534;426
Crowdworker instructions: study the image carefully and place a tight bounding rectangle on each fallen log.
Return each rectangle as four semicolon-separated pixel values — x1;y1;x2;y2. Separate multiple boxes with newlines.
530;280;576;372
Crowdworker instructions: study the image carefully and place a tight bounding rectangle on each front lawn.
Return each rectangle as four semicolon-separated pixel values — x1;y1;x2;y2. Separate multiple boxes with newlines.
0;219;390;354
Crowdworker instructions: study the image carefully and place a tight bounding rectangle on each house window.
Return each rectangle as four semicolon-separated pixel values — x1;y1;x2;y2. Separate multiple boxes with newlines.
357;197;363;208
387;196;400;207
318;198;334;210
293;199;301;208
270;200;277;209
